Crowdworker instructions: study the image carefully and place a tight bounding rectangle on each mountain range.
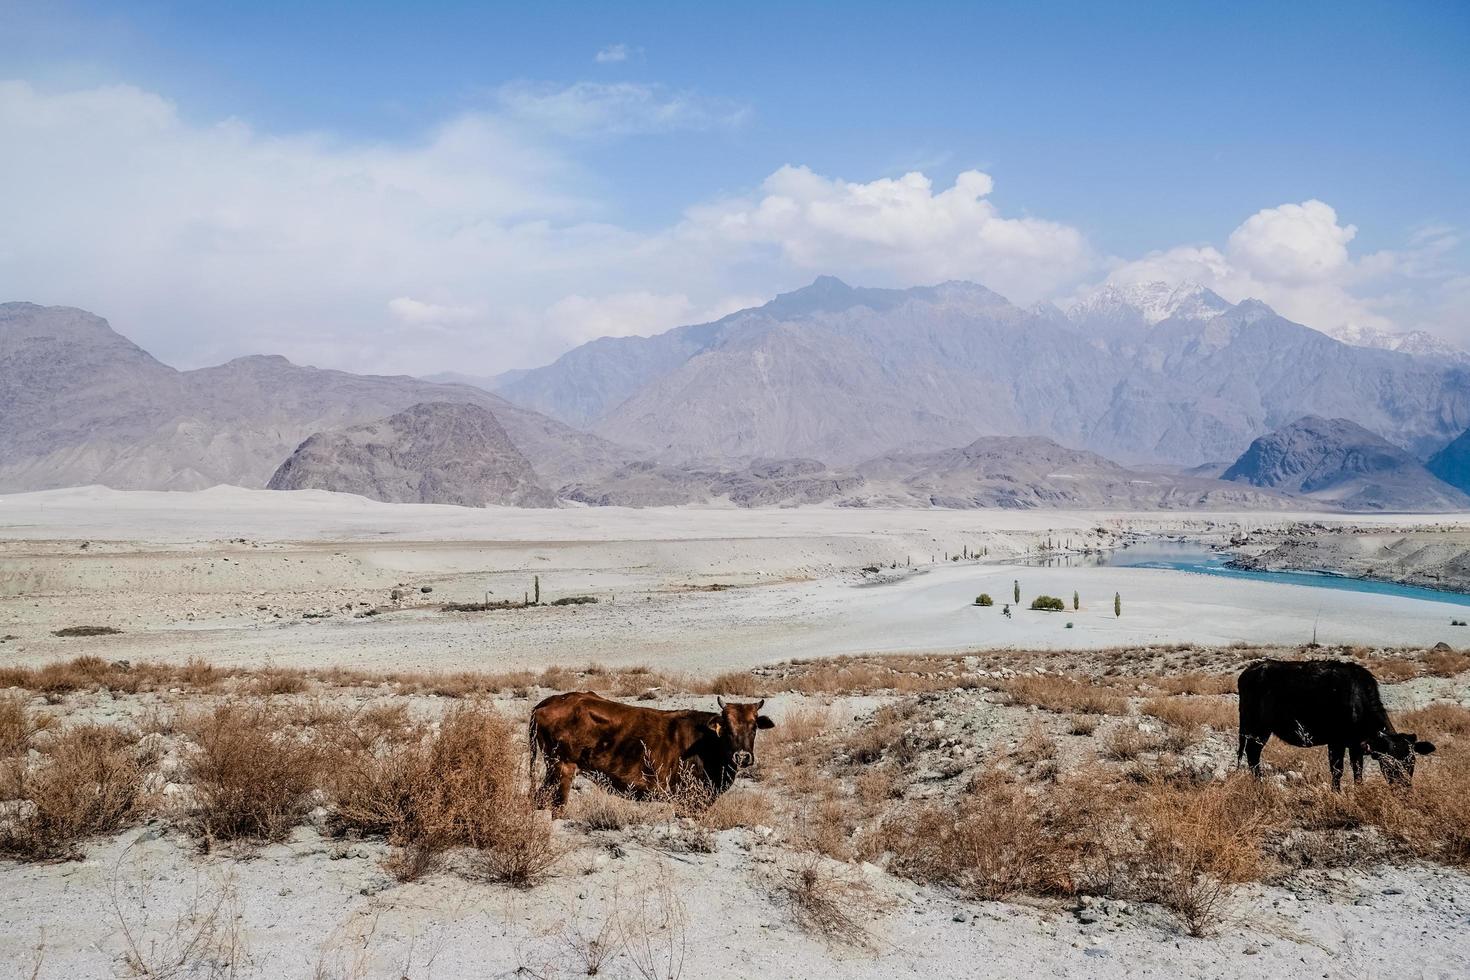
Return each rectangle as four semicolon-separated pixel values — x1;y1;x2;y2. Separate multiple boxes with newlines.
1221;416;1470;511
4;285;1470;513
0;302;624;493
488;277;1470;467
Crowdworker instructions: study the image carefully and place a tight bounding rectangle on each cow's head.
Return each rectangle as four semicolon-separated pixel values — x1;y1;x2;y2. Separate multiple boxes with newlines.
1368;730;1436;785
707;697;775;774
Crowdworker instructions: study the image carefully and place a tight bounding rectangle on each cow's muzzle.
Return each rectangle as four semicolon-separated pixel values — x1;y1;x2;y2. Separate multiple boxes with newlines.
732;751;754;769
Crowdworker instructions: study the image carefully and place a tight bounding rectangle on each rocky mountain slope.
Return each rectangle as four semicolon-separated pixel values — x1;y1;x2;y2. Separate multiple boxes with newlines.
1427;427;1470;495
492;278;1470;467
1221;416;1470;511
0;303;627;492
267;402;557;507
851;436;1290;510
559;436;1291;510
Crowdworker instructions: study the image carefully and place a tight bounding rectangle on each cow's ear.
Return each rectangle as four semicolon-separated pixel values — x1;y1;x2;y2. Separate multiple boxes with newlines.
1414;739;1436;755
757;715;775;730
706;716;723;735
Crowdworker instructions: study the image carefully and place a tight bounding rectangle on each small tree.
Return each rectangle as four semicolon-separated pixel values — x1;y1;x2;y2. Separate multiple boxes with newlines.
1114;592;1121;618
1013;579;1020;604
1072;590;1079;611
1030;595;1066;611
533;575;541;606
975;593;993;607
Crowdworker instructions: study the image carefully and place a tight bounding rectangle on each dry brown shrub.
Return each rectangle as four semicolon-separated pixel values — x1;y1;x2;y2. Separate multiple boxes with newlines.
568;783;662;832
1102;725;1166;761
704;671;760;696
769;705;831;746
329;703;560;885
248;668;308;696
796;795;855;860
537;666;580;692
1400;703;1470;739
1422;649;1470;677
1013;723;1059;767
1361;658;1420;684
881;767;1114;899
185;702;324;842
1132;775;1276;935
1000;674;1129;716
0;694;44;757
698;788;774;830
776;856;872;948
854;765;902;805
1067;714;1102;736
1151;673;1237;696
0;724;148;860
178;656;223;689
1142;696;1237;732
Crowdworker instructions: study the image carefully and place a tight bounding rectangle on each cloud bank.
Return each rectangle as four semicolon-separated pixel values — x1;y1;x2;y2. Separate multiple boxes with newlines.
0;78;1462;378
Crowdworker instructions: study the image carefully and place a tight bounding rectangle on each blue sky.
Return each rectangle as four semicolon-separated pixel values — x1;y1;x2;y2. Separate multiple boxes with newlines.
2;0;1467;373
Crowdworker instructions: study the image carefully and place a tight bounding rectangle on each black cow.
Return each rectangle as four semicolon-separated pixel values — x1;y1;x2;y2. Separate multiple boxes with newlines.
1237;659;1434;790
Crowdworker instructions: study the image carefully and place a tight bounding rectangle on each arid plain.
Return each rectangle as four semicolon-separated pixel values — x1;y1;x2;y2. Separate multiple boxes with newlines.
2;487;1469;979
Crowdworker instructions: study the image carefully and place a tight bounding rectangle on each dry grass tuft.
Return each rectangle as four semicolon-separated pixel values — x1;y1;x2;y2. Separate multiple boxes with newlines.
1141;696;1237;732
776;856;872;948
0;724;149;860
185;703;324;843
1400;703;1470;739
1131;776;1274;936
329;703;560;885
1067;714;1102;736
1422;649;1470;678
1000;674;1129;716
0;695;51;757
698;788;775;830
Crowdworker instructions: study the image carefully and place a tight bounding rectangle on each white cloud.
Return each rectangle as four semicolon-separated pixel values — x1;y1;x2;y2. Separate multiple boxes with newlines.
387;297;480;325
1100;199;1465;340
495;81;748;137
683;166;1094;304
1226;200;1356;283
594;44;635;64
8;76;1457;379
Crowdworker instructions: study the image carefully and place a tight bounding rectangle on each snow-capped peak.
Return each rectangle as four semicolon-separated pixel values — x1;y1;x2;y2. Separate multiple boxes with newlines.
1329;323;1468;360
1069;280;1231;325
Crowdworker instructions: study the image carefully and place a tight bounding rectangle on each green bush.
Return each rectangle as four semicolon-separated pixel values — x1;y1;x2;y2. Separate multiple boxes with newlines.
1030;595;1066;612
975;594;993;607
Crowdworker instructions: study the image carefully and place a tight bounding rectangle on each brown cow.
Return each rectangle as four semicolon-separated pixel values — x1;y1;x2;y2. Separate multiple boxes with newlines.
528;691;775;809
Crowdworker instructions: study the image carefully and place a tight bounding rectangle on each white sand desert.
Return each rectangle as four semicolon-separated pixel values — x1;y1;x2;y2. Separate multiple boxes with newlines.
2;487;1469;979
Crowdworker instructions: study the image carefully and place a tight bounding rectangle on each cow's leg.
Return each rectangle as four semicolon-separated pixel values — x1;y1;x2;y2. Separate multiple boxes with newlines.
553;760;577;811
1243;734;1265;778
535;745;571;810
1328;743;1345;792
1349;744;1365;785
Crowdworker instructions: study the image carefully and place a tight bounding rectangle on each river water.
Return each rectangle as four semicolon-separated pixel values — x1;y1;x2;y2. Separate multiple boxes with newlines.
1025;541;1470;609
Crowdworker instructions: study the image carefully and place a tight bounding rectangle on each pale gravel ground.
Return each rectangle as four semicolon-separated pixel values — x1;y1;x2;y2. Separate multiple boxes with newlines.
3;486;1470;978
4;826;1467;980
2;487;1468;673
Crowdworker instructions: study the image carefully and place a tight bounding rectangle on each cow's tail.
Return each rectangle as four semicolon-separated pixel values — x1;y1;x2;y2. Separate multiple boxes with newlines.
527;710;541;799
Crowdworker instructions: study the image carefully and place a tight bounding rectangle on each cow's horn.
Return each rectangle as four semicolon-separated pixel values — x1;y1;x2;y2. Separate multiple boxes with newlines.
716;696;725;710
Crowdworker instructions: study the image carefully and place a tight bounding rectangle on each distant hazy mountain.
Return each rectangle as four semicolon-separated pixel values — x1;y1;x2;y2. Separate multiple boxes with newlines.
268;402;556;507
0;303;627;492
850;436;1290;510
1427;427;1470;495
561;436;1290;510
1222;416;1470;511
491;278;1470;467
421;369;528;391
1331;324;1469;361
561;457;865;508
